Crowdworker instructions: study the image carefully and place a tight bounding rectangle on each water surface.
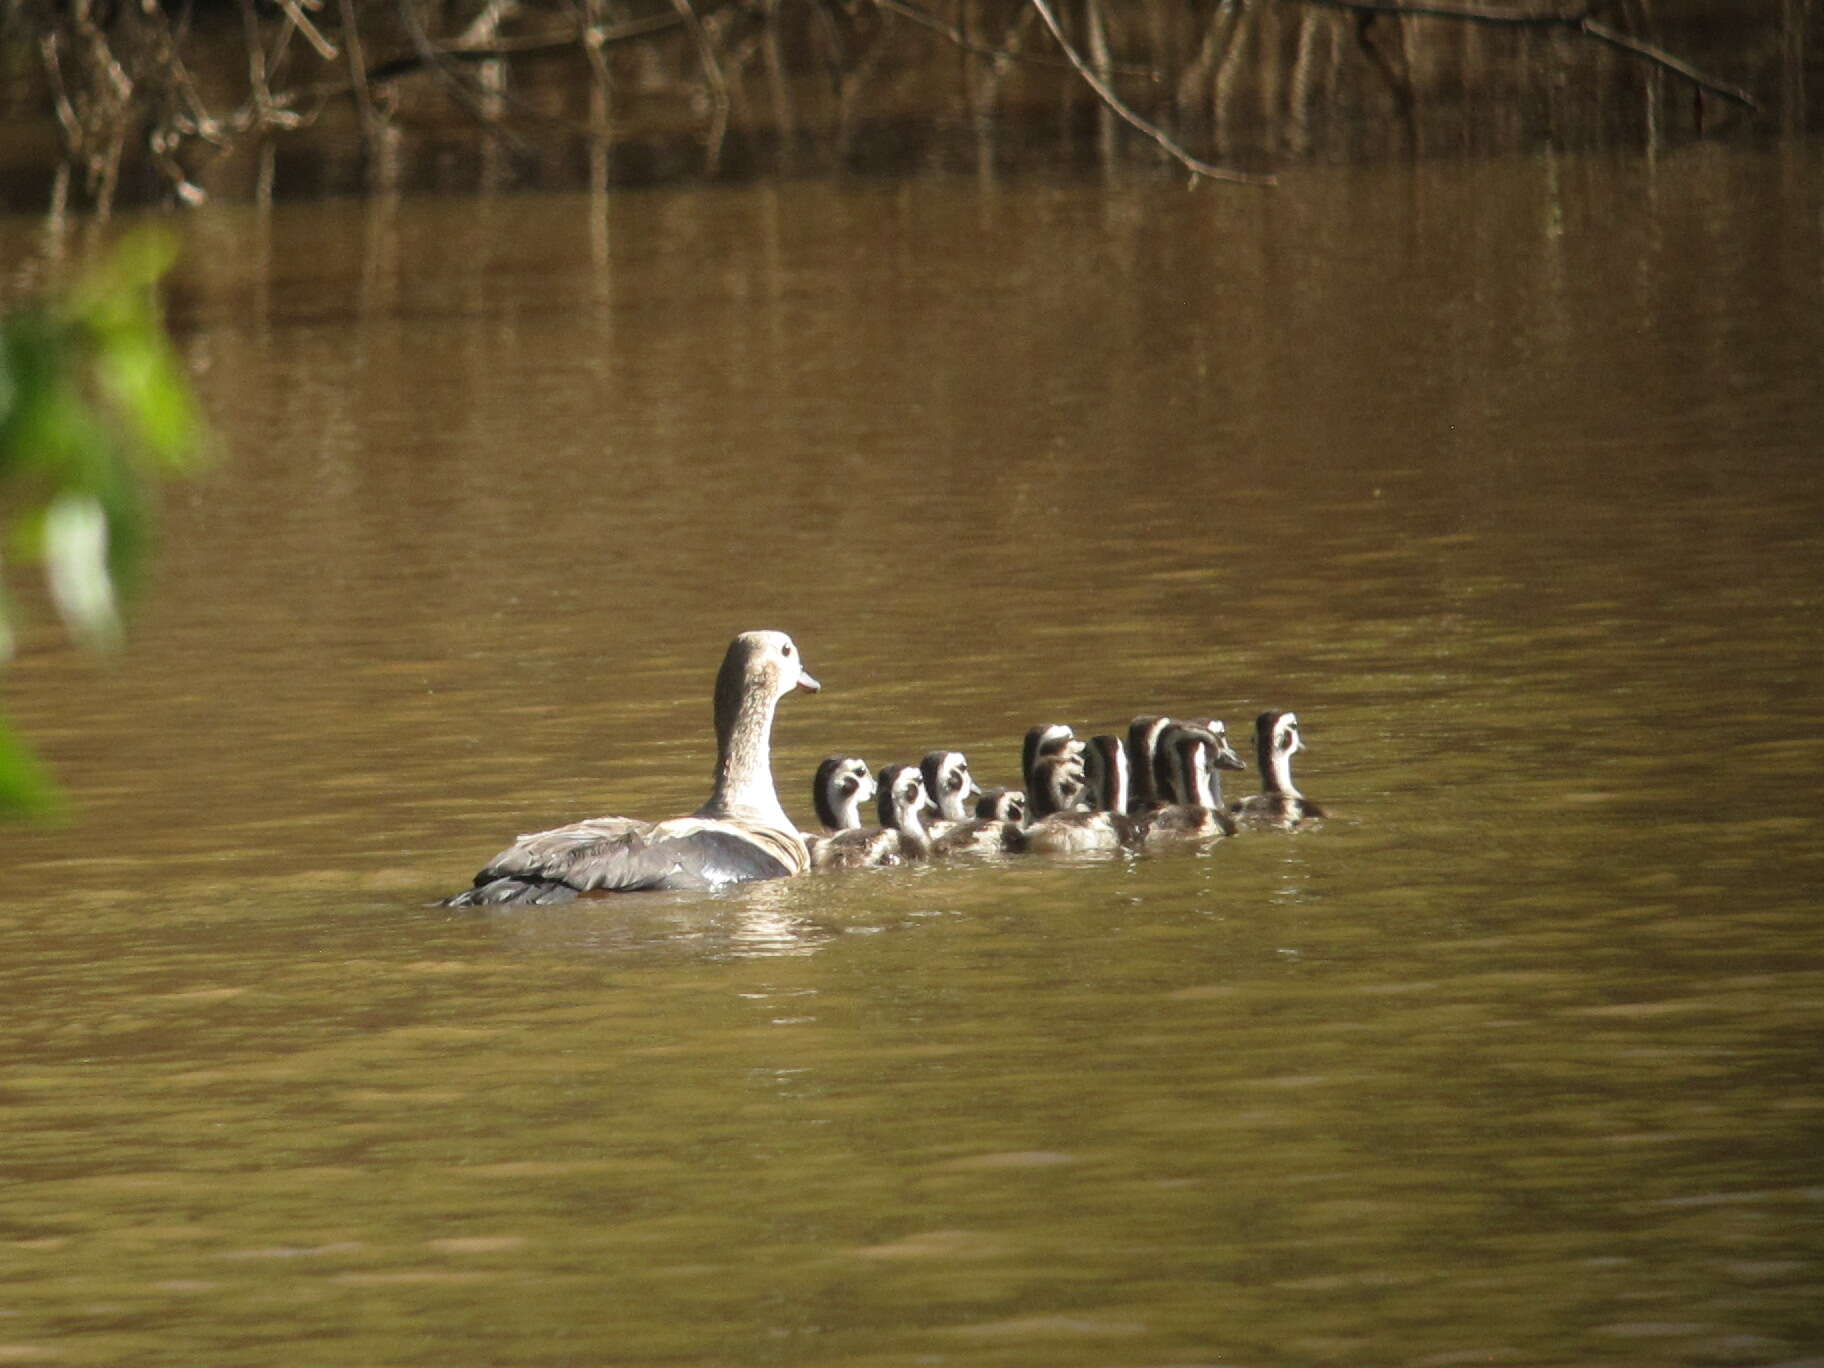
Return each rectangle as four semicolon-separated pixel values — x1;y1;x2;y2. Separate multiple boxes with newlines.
3;147;1822;1365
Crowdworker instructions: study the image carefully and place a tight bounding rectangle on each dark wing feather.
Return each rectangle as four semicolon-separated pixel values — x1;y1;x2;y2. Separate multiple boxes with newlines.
441;816;798;905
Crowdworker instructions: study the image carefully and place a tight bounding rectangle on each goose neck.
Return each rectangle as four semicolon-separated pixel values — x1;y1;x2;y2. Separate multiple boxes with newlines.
702;685;790;828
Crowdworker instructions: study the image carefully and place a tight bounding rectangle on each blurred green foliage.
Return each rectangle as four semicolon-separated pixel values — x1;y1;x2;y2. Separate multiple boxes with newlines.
0;229;206;818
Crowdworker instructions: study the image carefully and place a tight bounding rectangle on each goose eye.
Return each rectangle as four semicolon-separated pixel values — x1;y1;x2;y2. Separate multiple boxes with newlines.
782;643;794;657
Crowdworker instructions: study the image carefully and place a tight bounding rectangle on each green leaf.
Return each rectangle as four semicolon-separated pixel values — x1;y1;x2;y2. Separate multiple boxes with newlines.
0;225;209;822
0;720;63;821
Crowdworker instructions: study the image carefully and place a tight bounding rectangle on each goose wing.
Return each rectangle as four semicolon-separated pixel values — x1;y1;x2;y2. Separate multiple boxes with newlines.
446;816;806;905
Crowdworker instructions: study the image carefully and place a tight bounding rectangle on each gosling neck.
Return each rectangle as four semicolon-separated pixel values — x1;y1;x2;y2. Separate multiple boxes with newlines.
879;773;933;858
1256;722;1302;799
895;800;932;858
1126;716;1169;809
1091;736;1130;814
1030;758;1080;818
832;786;867;830
815;774;868;832
1177;738;1218;810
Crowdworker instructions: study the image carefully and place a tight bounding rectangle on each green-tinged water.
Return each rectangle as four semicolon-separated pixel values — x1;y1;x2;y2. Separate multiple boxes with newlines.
2;146;1822;1366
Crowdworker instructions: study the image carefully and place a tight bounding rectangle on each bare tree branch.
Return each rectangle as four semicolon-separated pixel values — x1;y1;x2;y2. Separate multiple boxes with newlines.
1025;0;1276;184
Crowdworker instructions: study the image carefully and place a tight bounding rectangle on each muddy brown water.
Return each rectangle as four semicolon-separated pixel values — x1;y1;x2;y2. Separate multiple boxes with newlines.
2;147;1822;1365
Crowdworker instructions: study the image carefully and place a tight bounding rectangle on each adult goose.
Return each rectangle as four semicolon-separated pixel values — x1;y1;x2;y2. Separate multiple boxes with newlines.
1232;710;1327;824
442;631;821;905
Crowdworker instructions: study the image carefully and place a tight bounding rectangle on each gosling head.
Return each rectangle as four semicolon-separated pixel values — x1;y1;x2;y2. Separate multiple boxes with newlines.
812;755;875;831
1029;751;1089;818
1182;717;1248;772
876;763;931;834
975;788;1028;825
1022;723;1085;790
1256;710;1307;794
919;750;981;823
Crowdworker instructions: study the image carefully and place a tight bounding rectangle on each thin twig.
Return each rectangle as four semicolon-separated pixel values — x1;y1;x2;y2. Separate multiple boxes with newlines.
1580;16;1754;108
237;0;276;126
1298;0;1758;108
392;0;539;153
275;0;338;60
360;16;682;84
666;0;731;170
1024;0;1275;184
336;0;378;143
39;32;83;152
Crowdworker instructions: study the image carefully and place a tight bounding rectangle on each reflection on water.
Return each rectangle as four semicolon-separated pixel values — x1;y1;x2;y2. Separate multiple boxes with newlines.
2;147;1822;1365
471;876;846;960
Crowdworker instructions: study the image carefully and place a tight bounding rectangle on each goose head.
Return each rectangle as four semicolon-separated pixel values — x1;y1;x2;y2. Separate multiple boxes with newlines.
876;763;932;837
1255;710;1307;796
812;756;875;832
717;630;820;716
919;750;982;823
975;788;1028;825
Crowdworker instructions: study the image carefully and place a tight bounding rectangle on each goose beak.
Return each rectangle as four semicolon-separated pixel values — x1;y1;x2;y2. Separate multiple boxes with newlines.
795;670;822;693
1212;737;1247;771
